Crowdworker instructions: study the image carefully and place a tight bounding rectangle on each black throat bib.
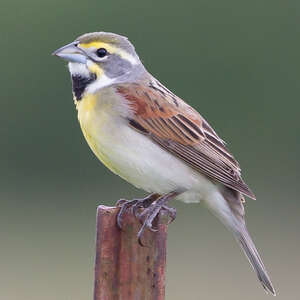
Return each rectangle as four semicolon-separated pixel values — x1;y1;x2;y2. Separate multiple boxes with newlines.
71;74;96;101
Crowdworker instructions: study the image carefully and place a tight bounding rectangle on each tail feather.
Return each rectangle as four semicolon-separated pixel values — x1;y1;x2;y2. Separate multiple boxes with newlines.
236;225;276;296
206;189;276;295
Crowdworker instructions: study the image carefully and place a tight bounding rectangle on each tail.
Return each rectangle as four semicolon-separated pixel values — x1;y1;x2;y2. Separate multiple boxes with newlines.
206;189;276;295
235;224;276;296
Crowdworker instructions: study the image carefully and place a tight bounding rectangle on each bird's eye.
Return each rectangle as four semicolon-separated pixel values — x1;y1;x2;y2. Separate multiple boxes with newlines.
96;48;107;58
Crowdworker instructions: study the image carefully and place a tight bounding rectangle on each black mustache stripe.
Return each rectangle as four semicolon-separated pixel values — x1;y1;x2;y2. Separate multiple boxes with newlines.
72;74;96;100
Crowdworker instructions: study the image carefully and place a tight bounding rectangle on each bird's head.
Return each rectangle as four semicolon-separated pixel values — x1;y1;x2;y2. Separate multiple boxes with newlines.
53;32;145;100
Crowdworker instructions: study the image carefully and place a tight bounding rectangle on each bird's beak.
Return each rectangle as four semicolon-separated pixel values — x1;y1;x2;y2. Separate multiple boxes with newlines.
52;41;87;64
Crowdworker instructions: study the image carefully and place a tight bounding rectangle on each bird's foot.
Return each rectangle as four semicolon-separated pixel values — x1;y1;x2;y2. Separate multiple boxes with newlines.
116;191;179;246
136;203;177;246
116;193;160;230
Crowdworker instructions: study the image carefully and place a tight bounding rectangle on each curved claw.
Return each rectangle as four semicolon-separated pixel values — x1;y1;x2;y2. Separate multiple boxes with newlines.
116;199;135;230
148;226;158;232
137;223;148;247
137;208;160;246
117;203;128;230
137;225;157;247
138;235;145;247
162;205;176;224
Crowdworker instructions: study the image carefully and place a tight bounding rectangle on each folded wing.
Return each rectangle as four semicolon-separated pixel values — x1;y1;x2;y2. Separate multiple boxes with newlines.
117;80;255;200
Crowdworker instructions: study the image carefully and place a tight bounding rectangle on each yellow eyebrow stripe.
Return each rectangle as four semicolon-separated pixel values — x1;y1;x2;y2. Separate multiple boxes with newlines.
80;41;111;50
79;41;138;65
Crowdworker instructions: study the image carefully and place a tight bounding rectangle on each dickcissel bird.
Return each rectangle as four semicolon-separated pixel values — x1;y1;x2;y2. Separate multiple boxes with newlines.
53;32;275;295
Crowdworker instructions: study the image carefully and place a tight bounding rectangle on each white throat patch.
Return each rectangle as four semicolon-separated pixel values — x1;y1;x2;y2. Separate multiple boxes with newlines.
68;62;90;77
68;62;116;94
86;74;116;94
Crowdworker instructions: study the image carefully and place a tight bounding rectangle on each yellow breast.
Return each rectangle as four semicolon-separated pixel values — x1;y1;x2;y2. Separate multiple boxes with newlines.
76;93;97;112
75;93;121;174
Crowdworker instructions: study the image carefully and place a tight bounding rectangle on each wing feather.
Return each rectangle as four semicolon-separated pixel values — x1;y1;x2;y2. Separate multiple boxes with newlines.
117;81;255;199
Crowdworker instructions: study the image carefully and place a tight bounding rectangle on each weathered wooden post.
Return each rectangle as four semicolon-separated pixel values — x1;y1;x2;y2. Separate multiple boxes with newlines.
93;205;169;300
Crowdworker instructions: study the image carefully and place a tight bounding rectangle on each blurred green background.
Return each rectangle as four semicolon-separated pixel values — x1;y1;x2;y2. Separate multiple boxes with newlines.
1;0;299;299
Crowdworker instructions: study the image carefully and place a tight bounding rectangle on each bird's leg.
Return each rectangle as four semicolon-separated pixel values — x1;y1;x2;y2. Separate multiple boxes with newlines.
137;191;180;246
116;193;160;229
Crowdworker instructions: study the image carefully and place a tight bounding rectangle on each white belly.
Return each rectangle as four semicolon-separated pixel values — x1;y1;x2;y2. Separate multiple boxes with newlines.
85;122;216;203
